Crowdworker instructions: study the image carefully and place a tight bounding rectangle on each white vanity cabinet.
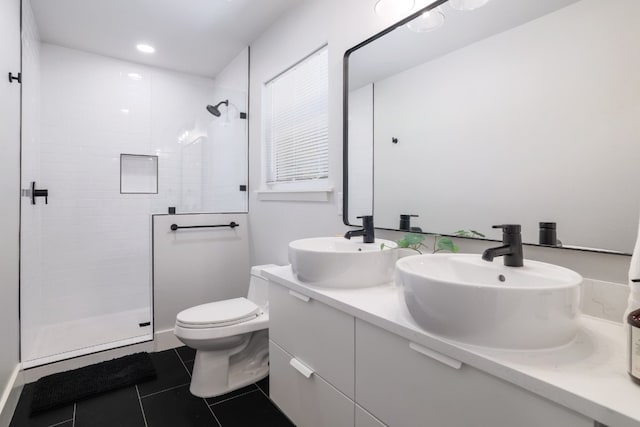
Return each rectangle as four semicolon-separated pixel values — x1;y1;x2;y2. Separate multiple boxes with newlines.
356;405;386;427
355;319;593;427
268;282;355;427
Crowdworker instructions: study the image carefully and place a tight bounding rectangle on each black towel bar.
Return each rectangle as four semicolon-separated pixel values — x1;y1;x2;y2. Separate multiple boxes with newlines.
170;222;239;231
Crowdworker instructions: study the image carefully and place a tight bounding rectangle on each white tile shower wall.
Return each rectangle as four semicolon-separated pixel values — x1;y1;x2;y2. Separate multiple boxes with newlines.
36;46;154;327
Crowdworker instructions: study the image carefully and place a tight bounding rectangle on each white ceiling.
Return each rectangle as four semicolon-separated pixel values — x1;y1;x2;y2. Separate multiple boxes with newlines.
30;0;300;78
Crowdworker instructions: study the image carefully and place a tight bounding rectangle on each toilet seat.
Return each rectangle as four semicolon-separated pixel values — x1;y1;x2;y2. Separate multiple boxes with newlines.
176;298;261;329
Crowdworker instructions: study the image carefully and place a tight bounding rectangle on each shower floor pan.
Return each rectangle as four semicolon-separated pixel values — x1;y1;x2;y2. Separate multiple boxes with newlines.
22;308;152;368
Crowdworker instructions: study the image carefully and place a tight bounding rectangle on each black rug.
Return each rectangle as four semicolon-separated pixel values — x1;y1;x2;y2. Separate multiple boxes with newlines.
30;352;156;414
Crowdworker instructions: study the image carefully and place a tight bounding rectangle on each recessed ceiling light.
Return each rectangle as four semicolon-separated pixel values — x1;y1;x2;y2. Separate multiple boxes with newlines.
374;0;415;18
136;44;155;54
127;73;143;81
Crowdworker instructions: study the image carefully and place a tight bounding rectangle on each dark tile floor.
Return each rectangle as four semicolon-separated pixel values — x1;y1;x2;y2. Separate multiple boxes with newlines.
10;347;294;427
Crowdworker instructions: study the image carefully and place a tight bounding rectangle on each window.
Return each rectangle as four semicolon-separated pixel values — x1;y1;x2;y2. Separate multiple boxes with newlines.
263;46;329;188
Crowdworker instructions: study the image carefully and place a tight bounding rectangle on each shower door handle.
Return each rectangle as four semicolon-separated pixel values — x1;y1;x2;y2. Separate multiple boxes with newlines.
31;181;48;205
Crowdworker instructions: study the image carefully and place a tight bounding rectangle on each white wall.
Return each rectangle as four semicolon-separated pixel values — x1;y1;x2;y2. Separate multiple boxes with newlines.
248;0;389;266
0;0;22;421
153;213;250;332
248;0;470;264
247;0;631;299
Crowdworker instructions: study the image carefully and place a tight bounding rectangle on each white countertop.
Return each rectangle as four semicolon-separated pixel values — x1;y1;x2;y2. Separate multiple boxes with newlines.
264;265;640;427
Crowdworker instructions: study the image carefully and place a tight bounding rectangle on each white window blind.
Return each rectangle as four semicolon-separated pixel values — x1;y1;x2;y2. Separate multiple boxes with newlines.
264;46;329;184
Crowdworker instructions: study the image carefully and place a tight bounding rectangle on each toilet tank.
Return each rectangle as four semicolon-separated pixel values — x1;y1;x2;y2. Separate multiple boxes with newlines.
247;264;278;312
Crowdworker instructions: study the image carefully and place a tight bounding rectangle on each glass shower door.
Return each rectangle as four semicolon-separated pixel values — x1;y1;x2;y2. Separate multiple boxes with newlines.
20;16;153;367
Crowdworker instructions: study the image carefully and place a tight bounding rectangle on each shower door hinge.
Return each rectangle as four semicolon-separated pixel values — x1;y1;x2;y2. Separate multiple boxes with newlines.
8;72;21;84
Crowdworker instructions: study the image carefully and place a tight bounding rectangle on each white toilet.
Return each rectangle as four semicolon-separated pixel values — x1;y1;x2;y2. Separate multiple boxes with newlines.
174;264;275;398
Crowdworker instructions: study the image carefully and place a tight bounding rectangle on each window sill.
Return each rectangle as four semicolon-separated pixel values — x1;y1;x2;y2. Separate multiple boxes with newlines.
256;187;333;202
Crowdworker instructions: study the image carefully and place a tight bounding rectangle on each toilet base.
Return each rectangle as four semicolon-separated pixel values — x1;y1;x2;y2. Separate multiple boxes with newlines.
189;330;269;398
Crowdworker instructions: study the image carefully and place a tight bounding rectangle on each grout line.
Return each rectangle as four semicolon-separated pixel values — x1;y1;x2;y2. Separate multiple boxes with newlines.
174;347;195;364
139;383;191;399
48;419;74;427
205;401;223;427
254;382;290;420
255;382;269;400
175;349;192;379
208;389;259;407
255;378;268;396
72;403;76;427
135;385;149;427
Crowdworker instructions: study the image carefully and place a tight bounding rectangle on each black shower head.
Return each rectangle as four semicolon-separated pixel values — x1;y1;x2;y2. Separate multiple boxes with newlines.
206;100;229;117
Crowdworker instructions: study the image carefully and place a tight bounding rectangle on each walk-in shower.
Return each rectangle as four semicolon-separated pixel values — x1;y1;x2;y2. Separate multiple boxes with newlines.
20;0;249;367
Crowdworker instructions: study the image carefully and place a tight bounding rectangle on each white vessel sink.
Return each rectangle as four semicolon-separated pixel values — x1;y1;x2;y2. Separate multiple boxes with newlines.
396;254;582;349
288;237;398;288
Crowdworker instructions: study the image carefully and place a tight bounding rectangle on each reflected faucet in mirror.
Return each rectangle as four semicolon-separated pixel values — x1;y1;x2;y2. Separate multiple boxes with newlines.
539;222;562;247
344;215;375;243
399;214;422;232
482;224;523;267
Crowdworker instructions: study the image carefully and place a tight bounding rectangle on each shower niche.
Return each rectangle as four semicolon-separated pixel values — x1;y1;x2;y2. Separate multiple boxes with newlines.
120;154;158;194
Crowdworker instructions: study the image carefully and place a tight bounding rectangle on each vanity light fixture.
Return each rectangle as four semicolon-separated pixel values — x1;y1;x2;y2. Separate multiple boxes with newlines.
448;0;490;11
406;7;445;32
136;43;155;54
374;0;415;18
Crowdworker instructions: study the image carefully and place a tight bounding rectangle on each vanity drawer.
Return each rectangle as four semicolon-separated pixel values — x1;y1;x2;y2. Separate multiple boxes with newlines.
269;340;354;427
355;319;592;427
269;282;355;397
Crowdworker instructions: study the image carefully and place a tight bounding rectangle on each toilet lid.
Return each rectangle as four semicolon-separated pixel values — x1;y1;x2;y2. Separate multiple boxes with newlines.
176;298;260;328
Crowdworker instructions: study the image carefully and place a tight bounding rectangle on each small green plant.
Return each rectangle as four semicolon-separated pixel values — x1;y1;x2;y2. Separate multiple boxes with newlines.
396;233;428;253
381;233;459;254
454;229;486;239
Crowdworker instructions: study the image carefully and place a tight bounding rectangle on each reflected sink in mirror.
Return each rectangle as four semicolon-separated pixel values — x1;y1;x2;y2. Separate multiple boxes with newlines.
396;254;582;349
289;237;398;288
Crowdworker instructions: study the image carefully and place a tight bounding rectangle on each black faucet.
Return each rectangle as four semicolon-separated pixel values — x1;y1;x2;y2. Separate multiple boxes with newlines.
344;215;375;243
482;224;523;267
